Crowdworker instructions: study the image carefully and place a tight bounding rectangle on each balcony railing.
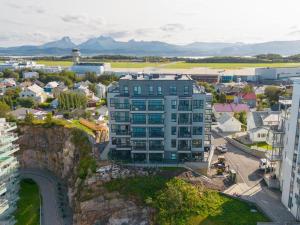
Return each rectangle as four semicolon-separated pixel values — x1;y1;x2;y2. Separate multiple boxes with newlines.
148;119;164;124
132;132;147;138
148;105;164;111
132;119;146;124
178;132;191;138
178;106;191;111
178;146;191;151
178;119;191;125
116;144;131;148
149;132;164;138
132;145;147;151
115;130;131;135
114;117;130;123
114;103;130;110
0;134;18;144
131;105;146;111
149;145;164;151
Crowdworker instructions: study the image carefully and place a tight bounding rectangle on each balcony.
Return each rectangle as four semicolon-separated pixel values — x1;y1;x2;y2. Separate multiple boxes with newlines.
131;105;146;111
0;183;7;196
115;130;130;136
116;144;131;149
149;145;164;151
114;103;130;110
132;132;147;138
0;134;18;145
178;146;191;151
0;199;9;215
149;132;164;138
148;105;164;111
132;119;146;124
0;145;19;158
178;106;191;111
132;145;147;151
178;119;191;125
148;118;164;124
178;133;191;138
3;123;17;132
114;117;130;123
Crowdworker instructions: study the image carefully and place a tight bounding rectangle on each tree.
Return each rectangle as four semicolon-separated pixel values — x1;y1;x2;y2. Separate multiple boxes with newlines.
88;83;96;94
58;91;87;110
85;72;98;83
24;112;34;124
45;112;53;124
242;84;254;93
0;101;10;118
18;98;36;108
3;69;19;79
97;74;119;86
217;93;226;103
264;86;282;105
234;111;247;125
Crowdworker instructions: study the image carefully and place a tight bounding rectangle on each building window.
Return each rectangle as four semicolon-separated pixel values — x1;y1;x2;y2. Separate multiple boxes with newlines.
171;127;177;135
193;100;204;109
171;139;177;148
193;113;203;122
132;114;146;124
184;86;189;95
193;127;203;135
132;100;146;111
192;139;202;148
149;86;154;95
133;86;141;96
171;100;177;109
157;86;162;95
169;86;177;95
123;86;129;95
171;113;177;122
178;100;190;111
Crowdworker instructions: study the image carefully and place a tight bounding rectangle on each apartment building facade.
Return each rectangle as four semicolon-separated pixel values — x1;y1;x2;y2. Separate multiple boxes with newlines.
107;74;212;164
0;119;20;225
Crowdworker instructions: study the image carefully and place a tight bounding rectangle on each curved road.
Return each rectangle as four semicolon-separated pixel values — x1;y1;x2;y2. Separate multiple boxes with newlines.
20;169;68;225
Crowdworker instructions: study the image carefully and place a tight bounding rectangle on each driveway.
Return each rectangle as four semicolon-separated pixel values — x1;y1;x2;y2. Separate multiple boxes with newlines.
20;168;72;225
212;133;295;223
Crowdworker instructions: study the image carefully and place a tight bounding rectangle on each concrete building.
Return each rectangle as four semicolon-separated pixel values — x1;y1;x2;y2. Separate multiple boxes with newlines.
256;67;300;81
0;60;44;72
281;79;300;219
107;74;212;164
22;71;39;79
0;119;20;225
95;83;107;99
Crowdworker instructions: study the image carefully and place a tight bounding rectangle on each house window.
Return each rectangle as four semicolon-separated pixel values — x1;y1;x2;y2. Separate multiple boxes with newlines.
171;100;177;109
171;140;177;148
169;86;177;95
257;133;261;138
171;113;177;122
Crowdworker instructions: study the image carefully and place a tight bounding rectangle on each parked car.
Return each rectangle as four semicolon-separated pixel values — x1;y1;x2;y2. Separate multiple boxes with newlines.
216;145;228;153
259;158;271;171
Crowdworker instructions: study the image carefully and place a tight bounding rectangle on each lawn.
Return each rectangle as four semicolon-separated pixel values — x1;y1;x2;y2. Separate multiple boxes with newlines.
37;60;73;67
104;176;269;225
15;179;40;225
164;62;300;69
246;142;272;150
110;61;166;68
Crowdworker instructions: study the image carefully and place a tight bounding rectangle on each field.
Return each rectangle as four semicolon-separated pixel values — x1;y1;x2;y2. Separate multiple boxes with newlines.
37;60;73;67
15;179;40;225
104;176;269;225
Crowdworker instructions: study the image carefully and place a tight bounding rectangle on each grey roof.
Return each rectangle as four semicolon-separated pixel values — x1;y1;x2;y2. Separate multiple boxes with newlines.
250;111;280;128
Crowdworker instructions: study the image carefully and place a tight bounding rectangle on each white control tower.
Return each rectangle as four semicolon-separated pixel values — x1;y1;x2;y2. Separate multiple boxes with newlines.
72;48;80;65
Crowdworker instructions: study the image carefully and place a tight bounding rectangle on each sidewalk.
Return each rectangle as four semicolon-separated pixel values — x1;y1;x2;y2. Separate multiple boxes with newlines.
224;182;295;223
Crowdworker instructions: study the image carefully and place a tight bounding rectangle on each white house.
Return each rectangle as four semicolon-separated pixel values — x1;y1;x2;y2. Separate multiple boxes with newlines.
10;107;47;119
44;81;59;93
23;71;39;79
217;113;242;133
95;83;107;98
19;84;47;103
247;111;280;143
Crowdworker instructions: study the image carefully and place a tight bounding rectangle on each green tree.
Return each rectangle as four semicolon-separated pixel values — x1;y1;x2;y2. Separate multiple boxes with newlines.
264;86;282;106
45;113;53;124
58;91;87;110
234;111;247;125
85;72;98;83
24;112;34;124
0;101;10;118
3;69;19;79
242;84;254;93
18;98;36;108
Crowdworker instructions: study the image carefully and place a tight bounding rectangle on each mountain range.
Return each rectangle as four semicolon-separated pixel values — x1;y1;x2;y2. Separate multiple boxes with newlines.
1;36;300;57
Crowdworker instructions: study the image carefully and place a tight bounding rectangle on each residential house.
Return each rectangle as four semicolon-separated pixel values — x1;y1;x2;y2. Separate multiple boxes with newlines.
53;83;68;98
235;92;257;108
11;107;47;119
217;113;242;133
95;83;107;99
44;81;59;93
213;103;250;118
19;84;47;103
247;111;280;143
0;78;16;87
22;71;39;79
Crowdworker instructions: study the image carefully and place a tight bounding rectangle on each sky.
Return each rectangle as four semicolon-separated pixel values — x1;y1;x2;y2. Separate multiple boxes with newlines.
1;0;300;47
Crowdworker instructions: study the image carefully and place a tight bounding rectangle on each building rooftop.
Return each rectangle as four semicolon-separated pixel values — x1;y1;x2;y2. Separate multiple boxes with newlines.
213;103;250;113
120;74;192;81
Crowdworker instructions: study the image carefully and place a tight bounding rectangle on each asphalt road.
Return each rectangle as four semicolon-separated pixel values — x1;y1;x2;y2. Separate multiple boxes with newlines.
212;133;263;187
20;169;65;225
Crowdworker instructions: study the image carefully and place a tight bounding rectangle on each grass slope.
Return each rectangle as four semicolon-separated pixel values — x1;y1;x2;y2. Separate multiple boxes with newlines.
15;179;40;225
104;176;269;225
37;60;73;67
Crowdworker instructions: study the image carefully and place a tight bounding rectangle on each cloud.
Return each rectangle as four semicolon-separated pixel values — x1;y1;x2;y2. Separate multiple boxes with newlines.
160;23;185;32
61;14;105;27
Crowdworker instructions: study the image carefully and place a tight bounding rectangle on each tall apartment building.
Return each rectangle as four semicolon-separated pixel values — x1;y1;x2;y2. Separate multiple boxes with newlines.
281;79;300;219
0;119;20;225
107;74;212;164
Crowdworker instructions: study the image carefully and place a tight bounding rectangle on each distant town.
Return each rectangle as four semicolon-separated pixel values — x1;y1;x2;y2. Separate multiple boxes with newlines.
2;47;300;225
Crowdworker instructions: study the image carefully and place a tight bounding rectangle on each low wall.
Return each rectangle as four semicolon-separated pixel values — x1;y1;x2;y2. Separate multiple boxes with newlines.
225;137;266;158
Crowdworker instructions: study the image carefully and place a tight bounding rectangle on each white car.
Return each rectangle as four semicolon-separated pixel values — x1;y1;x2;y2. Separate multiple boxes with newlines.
216;145;228;153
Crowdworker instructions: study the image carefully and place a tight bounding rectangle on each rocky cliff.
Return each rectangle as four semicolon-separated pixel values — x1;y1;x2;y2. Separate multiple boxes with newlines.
17;125;151;225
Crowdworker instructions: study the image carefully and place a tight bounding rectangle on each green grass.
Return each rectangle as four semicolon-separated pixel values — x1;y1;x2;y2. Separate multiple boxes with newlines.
69;120;94;136
104;176;269;225
15;179;40;225
37;60;73;67
164;62;300;69
246;142;272;150
110;62;166;68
